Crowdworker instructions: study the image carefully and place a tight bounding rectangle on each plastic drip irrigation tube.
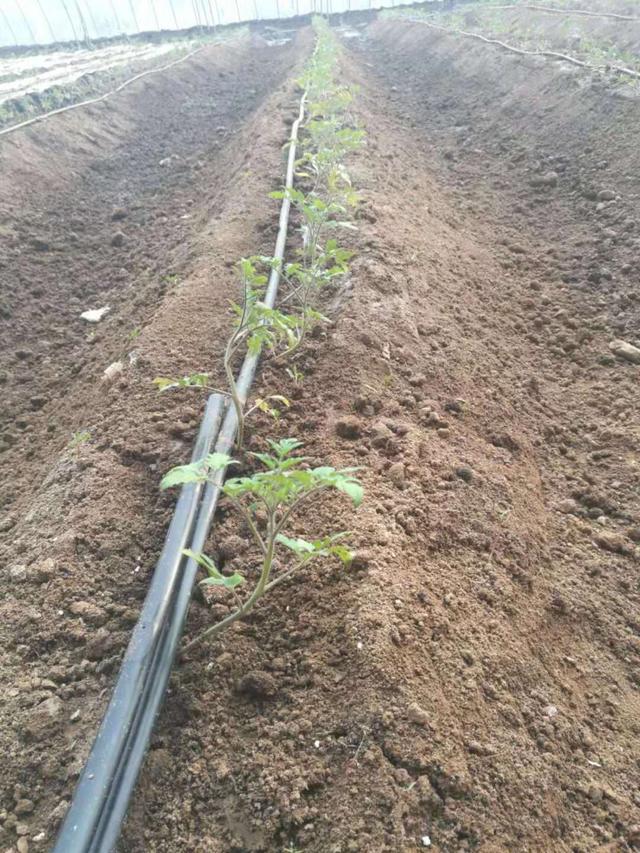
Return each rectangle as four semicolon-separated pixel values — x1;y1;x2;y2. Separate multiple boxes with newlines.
0;45;206;138
402;16;640;80
53;86;307;853
52;392;226;852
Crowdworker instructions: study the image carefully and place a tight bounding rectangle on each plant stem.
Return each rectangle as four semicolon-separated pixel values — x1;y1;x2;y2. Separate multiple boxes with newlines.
264;557;308;592
224;336;245;449
274;486;324;538
224;267;254;450
228;496;267;556
183;510;277;652
182;602;245;651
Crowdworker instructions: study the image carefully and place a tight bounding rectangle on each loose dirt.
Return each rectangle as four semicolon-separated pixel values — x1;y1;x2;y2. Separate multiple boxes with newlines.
1;7;639;853
0;29;311;851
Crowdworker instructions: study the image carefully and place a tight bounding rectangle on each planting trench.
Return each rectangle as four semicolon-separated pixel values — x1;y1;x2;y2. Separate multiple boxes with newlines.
2;10;640;853
0;29;312;850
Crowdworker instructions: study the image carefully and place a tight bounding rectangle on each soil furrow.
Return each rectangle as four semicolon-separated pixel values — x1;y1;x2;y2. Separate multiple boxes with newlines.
1;10;639;853
0;31;311;849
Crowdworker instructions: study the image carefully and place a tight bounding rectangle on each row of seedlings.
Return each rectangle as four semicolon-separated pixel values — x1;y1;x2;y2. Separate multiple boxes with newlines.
157;17;366;649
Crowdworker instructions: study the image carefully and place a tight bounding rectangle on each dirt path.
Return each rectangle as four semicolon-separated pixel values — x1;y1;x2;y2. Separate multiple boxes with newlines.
1;12;639;853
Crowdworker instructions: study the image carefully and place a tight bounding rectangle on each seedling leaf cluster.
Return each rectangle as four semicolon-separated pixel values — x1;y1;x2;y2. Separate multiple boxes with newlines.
159;18;366;649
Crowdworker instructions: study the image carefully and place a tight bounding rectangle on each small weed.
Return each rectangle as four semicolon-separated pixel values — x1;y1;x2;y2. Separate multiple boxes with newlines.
69;430;91;449
160;273;180;286
286;364;304;384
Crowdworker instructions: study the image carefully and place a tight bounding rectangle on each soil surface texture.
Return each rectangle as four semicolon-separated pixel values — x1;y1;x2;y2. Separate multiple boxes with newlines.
1;6;639;853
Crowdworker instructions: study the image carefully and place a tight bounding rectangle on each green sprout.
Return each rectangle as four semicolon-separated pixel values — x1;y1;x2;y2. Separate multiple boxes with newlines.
69;430;91;449
224;256;307;447
286;364;304;385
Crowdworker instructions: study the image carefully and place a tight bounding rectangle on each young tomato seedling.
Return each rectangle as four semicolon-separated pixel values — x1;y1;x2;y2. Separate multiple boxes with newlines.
161;438;363;650
153;258;301;450
153;371;290;434
224;257;304;447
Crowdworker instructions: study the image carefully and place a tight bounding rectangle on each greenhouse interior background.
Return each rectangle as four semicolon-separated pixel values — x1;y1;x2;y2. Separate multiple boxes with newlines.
0;0;406;46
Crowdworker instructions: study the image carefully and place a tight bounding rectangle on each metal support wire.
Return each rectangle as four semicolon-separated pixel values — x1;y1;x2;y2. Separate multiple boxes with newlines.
207;0;217;28
59;0;79;42
128;0;140;32
108;0;123;35
199;0;211;28
14;0;37;43
149;0;161;30
168;0;180;30
34;0;57;42
76;0;96;41
0;6;18;44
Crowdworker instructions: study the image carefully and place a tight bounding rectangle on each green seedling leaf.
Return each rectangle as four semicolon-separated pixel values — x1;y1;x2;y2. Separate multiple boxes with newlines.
310;466;364;507
286;365;304;384
255;398;279;418
203;573;245;589
269;395;290;407
153;377;177;391
161;461;209;490
250;451;280;470
276;534;316;554
276;532;353;565
161;453;234;490
205;452;236;471
330;544;355;565
153;373;210;392
334;477;364;507
183;549;220;576
69;430;91;449
183;549;245;589
269;437;304;457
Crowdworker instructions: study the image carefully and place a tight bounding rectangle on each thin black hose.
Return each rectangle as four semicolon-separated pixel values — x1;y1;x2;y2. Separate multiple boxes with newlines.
53;84;307;853
403;16;640;80
53;394;226;852
0;46;207;138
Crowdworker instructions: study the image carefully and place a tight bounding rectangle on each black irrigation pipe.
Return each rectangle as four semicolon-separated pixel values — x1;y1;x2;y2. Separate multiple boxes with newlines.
404;16;640;80
53;84;308;853
52;393;227;852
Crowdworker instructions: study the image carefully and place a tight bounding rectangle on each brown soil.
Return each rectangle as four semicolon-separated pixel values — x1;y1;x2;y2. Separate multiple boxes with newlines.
2;7;640;853
0;29;311;850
